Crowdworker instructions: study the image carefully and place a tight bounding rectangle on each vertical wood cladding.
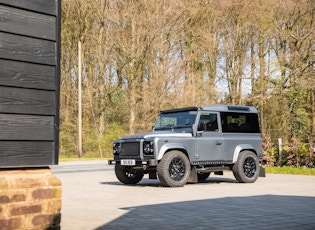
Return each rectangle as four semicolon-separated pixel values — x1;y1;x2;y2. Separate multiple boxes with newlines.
0;0;60;167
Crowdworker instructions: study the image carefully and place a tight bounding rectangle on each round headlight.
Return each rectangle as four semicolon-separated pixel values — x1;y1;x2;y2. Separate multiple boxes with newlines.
143;141;154;154
113;143;121;155
144;143;151;154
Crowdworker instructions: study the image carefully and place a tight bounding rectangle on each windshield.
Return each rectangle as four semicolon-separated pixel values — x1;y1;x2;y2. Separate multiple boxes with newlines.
154;111;197;129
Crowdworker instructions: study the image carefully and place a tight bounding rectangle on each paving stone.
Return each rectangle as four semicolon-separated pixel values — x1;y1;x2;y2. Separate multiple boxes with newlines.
53;162;315;230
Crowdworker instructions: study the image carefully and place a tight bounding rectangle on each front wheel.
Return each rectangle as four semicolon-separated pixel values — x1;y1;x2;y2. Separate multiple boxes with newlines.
157;150;191;187
115;165;144;184
232;151;260;183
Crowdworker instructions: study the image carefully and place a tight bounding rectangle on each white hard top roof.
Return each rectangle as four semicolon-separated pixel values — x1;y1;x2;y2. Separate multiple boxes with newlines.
200;104;258;113
161;104;258;113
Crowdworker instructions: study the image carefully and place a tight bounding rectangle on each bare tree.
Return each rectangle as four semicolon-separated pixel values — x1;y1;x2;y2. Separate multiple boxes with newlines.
59;0;315;163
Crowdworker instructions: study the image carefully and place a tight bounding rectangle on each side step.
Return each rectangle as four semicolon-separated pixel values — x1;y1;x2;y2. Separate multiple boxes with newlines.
197;166;230;173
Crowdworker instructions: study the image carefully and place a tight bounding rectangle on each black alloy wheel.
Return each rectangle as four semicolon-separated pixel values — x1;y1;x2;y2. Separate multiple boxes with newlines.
157;150;191;187
232;150;260;183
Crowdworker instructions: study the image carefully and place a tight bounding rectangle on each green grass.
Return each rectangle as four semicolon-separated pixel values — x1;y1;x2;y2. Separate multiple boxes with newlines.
59;157;109;162
265;166;315;176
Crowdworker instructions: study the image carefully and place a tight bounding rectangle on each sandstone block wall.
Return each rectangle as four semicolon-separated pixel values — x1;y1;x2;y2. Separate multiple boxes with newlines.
0;168;61;230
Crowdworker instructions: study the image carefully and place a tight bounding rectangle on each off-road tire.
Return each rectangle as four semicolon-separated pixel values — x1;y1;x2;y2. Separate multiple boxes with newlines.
115;165;144;184
157;150;191;187
232;151;260;183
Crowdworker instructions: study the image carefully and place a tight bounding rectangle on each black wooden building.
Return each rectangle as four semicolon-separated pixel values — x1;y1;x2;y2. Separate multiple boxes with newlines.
0;0;61;167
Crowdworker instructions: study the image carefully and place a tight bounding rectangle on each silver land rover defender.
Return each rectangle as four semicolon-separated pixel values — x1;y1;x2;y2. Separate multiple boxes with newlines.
109;104;265;187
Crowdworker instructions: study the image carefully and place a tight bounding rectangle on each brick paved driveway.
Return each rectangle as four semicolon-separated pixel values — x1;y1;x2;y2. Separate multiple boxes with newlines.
52;161;315;230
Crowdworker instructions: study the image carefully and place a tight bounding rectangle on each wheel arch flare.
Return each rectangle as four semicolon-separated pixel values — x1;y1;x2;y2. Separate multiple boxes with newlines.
233;144;257;163
157;143;189;161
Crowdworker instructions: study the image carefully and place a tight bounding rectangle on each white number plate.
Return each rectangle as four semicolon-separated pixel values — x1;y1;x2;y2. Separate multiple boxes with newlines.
121;159;136;166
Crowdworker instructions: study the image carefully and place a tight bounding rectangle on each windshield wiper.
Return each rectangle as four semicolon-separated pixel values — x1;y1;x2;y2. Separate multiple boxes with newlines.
173;124;192;128
154;126;173;130
154;124;192;130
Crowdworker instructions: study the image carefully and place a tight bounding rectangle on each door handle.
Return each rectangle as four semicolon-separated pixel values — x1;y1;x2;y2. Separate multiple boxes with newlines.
216;141;222;145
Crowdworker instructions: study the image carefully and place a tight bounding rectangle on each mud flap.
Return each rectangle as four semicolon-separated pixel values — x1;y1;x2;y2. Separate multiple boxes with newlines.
188;166;198;183
259;166;266;177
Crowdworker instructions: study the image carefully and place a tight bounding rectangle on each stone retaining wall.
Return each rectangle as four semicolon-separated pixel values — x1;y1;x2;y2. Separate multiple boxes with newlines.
0;168;61;229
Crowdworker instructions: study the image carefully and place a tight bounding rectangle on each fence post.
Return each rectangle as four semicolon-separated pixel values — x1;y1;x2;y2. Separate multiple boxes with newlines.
278;138;282;166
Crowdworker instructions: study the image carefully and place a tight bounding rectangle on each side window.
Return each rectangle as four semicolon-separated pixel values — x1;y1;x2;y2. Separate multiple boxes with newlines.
198;113;218;132
221;112;260;133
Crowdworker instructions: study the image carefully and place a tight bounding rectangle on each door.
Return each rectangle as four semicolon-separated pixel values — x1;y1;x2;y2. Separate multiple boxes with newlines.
195;112;223;161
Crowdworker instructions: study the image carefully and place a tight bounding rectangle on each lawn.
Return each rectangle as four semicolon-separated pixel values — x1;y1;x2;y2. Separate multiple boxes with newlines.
265;166;315;176
59;157;104;162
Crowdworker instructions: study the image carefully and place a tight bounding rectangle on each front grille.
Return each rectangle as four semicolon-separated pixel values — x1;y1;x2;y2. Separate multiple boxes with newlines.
120;142;140;157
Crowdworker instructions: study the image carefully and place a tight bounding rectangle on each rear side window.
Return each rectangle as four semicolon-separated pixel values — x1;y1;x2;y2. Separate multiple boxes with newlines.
221;112;260;133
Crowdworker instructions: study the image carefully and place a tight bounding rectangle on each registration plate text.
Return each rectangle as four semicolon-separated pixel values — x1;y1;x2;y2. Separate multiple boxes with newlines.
121;159;136;166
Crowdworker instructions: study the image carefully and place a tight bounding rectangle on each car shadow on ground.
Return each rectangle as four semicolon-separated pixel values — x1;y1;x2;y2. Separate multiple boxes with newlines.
101;177;237;187
95;195;315;230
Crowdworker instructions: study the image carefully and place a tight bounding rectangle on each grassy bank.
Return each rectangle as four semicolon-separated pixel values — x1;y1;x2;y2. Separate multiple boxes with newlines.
59;157;107;162
265;166;315;176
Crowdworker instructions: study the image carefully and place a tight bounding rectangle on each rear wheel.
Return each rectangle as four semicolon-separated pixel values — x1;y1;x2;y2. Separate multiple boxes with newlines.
115;165;144;184
232;151;260;183
157;150;191;187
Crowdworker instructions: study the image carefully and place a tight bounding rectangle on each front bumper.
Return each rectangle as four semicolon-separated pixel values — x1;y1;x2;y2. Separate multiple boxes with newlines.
108;159;158;166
